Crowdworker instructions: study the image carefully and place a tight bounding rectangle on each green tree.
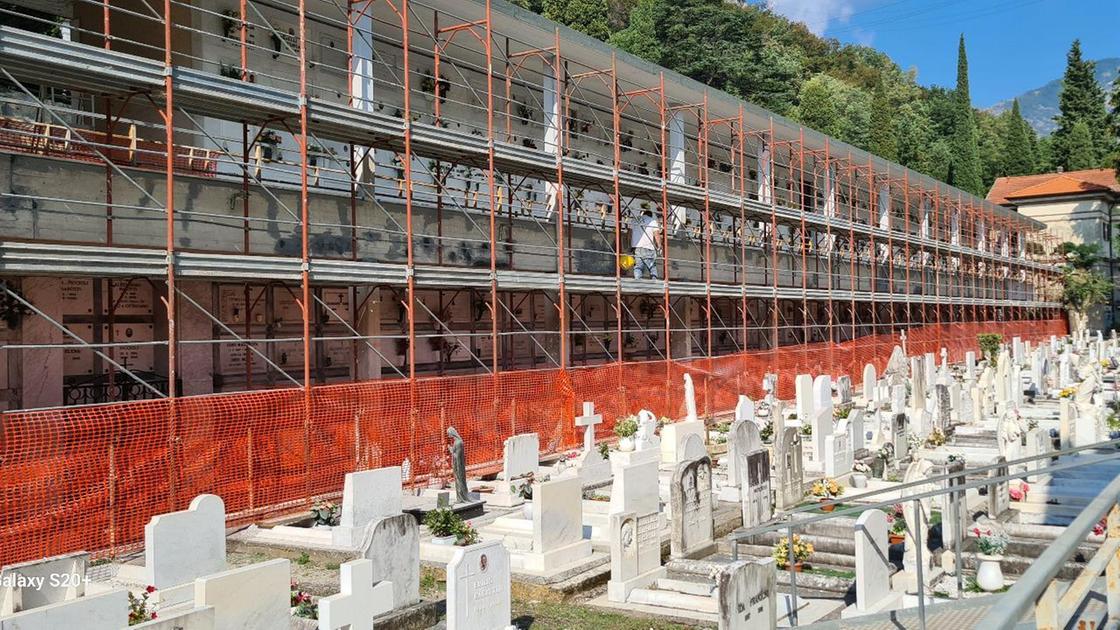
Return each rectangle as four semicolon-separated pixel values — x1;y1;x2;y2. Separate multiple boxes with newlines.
792;74;840;137
868;79;897;161
1057;242;1109;333
894;101;931;170
1001;99;1037;176
948;35;983;195
1111;72;1120;180
923;138;953;183
976;111;1004;190
1051;40;1109;171
542;0;611;41
1066;120;1098;170
610;0;661;62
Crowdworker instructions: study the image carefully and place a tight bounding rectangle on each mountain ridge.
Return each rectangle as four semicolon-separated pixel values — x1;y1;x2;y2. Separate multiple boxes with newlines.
986;57;1119;136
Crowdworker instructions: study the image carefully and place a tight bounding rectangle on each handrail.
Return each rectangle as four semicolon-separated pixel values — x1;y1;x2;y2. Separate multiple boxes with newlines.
975;470;1120;630
728;438;1120;545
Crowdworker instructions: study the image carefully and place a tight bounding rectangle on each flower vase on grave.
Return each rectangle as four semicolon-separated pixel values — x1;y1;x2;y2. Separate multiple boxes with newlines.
522;501;534;520
819;499;836;512
976;554;1005;592
889;533;905;546
618;436;635;452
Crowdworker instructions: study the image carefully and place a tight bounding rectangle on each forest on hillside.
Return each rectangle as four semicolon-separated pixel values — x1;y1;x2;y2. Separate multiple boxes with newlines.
512;0;1120;196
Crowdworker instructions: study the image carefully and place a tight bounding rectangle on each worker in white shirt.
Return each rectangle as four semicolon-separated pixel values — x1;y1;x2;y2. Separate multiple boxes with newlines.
630;209;661;280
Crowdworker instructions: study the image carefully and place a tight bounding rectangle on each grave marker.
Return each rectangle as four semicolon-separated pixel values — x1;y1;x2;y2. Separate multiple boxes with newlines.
717;559;776;630
318;559;393;630
446;541;516;630
335;466;403;547
359;513;420;608
670;456;715;559
145;494;226;589
194;559;289;630
607;511;665;602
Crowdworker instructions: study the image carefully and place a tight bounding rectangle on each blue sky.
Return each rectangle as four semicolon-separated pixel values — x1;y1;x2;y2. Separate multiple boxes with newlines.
763;0;1120;108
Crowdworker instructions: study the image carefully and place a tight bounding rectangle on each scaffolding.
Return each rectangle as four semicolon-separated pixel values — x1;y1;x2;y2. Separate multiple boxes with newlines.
0;0;1065;563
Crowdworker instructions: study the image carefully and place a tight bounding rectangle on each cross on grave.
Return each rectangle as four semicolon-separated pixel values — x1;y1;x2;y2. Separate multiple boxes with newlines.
576;401;603;452
318;559;394;630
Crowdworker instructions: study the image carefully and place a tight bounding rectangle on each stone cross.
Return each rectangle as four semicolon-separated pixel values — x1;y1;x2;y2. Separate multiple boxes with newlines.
318;559;393;630
575;401;603;452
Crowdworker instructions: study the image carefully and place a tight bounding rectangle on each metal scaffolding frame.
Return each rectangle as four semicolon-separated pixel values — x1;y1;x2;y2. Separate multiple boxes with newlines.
0;0;1067;529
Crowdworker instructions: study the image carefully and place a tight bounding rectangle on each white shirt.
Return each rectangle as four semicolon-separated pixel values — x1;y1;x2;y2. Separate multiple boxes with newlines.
631;214;659;251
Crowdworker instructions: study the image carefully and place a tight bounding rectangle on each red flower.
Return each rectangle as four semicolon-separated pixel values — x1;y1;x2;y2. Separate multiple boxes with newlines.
150;613;157;620
145;585;156;594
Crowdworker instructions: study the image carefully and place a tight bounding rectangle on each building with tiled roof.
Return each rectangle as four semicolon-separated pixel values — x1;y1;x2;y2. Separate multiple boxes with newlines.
988;168;1120;329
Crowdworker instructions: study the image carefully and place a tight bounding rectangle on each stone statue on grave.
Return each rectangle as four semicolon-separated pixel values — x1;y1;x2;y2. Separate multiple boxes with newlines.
447;427;469;504
683;373;699;423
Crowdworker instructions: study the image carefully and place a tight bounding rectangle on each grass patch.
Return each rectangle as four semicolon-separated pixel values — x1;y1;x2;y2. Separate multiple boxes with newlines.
419;570;441;597
325;561;340;571
804;566;855;579
295;552;311;566
511;602;687;630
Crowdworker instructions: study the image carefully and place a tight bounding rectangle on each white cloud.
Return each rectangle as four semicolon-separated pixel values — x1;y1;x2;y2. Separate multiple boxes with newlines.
765;0;857;36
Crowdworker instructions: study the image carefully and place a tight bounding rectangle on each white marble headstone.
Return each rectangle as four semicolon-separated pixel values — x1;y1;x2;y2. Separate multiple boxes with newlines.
446;541;516;630
145;494;226;589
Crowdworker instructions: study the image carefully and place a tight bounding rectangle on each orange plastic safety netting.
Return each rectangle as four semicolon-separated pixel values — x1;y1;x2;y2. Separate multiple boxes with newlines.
0;317;1066;564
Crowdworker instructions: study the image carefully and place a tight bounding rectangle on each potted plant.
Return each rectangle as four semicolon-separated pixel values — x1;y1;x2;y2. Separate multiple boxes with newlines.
886;504;907;544
924;428;947;448
128;586;157;625
290;581;317;619
456;522;480;546
1008;482;1030;502
513;471;546;519
800;424;813;437
760;421;774;443
772;535;813;571
810;478;843;511
614;415;638;452
310;500;340;527
973;526;1009;591
712;421;730;444
424;507;462;546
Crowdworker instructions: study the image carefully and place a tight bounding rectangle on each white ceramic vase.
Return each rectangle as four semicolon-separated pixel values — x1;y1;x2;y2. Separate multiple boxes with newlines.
432;534;457;546
618;436;635;452
976;554;1005;592
522;501;534;520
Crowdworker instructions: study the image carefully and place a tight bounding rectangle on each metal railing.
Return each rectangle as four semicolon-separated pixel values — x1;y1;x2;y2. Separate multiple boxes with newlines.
976;466;1120;630
726;438;1120;627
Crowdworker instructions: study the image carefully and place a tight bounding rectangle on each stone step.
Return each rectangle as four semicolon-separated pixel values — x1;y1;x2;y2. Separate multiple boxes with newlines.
747;531;857;557
628;587;717;614
655;577;715;597
1012;505;1083;527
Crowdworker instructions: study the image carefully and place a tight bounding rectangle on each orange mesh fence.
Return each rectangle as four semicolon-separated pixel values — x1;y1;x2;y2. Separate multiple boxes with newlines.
0;317;1066;564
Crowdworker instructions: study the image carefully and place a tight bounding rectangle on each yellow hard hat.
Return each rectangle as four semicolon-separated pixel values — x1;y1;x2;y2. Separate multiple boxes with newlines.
620;254;636;271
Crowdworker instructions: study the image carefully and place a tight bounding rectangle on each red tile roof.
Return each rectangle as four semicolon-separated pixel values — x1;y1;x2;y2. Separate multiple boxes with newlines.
987;168;1120;205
